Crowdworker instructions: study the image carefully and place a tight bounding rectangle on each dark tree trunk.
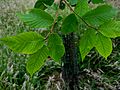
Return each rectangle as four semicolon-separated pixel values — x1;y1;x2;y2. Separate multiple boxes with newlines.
62;33;80;90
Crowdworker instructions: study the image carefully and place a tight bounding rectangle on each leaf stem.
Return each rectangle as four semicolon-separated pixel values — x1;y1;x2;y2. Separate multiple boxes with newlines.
63;0;98;30
50;11;58;33
45;10;58;40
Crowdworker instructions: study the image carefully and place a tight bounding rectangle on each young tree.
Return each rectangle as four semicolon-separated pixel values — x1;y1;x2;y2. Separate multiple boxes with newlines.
1;0;120;89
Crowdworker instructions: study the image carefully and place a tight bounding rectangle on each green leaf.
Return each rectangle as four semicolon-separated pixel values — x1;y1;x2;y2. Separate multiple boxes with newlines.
26;46;49;76
75;0;90;16
79;29;96;60
61;14;78;34
83;5;118;26
34;0;54;9
48;33;65;62
17;9;54;28
99;21;120;38
68;0;78;5
92;0;104;4
34;0;46;10
95;33;112;59
44;0;54;6
1;32;44;54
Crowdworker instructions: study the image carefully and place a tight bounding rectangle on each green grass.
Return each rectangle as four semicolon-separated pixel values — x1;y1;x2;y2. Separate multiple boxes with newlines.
0;0;34;90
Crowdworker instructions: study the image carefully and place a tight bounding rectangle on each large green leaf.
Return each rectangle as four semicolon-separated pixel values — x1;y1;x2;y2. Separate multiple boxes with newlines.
75;0;90;16
99;21;120;38
48;33;65;62
1;32;44;54
26;46;49;76
79;29;96;60
17;9;54;28
61;14;78;34
95;33;112;59
83;5;118;26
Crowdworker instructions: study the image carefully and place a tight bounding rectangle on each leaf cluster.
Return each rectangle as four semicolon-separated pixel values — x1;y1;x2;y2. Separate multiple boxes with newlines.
1;0;120;76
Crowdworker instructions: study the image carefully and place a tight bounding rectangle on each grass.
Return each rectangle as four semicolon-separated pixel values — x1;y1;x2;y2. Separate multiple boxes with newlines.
0;0;120;90
0;1;64;90
0;0;34;90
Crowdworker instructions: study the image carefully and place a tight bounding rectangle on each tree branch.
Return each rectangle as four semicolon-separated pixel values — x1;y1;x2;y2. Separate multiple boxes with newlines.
45;11;58;40
63;0;98;31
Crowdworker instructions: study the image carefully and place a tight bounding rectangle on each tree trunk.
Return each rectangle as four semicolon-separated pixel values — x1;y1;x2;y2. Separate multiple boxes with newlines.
62;33;80;90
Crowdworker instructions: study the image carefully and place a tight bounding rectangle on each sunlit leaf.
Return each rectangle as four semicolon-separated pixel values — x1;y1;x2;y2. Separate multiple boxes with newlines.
1;32;44;54
26;46;49;76
79;29;96;60
48;33;65;62
75;0;90;16
17;9;54;28
99;20;120;38
83;5;118;26
95;33;112;59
